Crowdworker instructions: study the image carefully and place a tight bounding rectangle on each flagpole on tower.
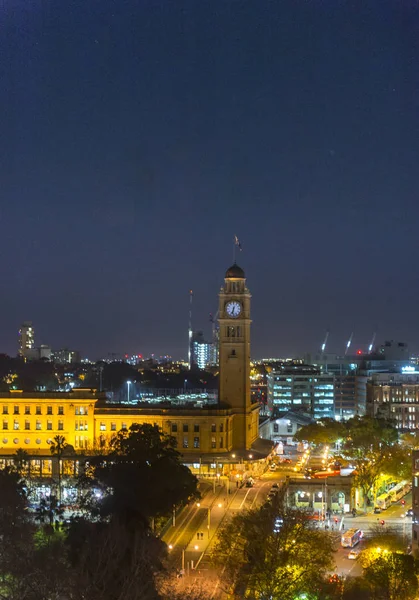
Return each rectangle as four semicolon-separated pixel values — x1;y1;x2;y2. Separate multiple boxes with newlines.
234;235;242;262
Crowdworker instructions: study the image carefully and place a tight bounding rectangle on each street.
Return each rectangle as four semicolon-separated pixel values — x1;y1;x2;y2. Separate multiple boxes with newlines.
162;451;413;597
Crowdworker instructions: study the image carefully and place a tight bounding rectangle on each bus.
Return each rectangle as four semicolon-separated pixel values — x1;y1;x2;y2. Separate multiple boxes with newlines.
341;528;363;548
376;481;410;510
376;492;393;510
313;469;340;479
389;481;411;503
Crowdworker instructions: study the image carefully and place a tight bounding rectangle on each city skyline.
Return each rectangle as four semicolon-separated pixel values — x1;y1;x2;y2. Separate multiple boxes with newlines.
2;2;419;359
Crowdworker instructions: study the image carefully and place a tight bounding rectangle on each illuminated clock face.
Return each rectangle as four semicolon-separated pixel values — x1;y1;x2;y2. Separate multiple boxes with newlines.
226;301;242;318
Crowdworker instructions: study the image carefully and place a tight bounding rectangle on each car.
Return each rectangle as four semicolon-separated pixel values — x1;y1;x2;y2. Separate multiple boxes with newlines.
348;550;359;560
373;507;381;514
268;489;278;498
282;458;292;464
245;479;254;488
402;508;413;518
271;483;280;489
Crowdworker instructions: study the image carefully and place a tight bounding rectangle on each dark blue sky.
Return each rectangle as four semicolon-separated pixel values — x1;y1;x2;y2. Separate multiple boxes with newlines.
1;1;419;360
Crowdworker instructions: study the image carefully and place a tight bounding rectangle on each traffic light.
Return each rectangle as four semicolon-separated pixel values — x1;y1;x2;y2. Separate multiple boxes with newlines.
380;519;385;526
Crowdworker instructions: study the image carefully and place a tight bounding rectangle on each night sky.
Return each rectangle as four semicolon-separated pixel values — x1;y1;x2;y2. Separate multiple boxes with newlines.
1;1;419;360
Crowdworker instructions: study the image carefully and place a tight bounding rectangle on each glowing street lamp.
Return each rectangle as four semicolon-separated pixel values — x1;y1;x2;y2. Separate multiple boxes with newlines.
126;380;132;403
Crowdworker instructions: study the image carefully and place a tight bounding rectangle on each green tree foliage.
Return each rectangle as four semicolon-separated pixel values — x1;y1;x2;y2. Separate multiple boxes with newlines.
212;496;335;600
360;550;418;600
341;417;398;507
383;445;412;481
81;423;199;526
293;418;346;445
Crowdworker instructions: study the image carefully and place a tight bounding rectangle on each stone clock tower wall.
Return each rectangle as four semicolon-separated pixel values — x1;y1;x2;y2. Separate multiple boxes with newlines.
218;264;259;450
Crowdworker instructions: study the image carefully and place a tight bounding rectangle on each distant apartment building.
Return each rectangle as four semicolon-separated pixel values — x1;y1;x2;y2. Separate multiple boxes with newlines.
367;371;419;430
267;366;334;419
191;331;212;369
18;321;35;357
53;349;81;365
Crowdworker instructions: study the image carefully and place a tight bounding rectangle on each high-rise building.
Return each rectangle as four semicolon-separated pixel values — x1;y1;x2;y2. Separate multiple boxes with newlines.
267;366;335;419
18;321;35;358
191;331;212;369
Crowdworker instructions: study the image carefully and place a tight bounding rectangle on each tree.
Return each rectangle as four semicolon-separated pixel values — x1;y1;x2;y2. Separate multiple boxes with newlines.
342;416;398;509
65;518;164;600
80;423;199;527
360;550;418;600
50;434;68;501
294;418;346;446
212;495;335;599
13;448;29;476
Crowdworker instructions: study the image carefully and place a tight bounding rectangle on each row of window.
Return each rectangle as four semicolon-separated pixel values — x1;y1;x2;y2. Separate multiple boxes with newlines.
1;405;89;416
170;423;224;434
3;420;64;431
182;436;224;449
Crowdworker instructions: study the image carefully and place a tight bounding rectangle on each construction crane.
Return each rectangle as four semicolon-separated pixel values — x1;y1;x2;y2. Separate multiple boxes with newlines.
209;311;220;366
368;332;376;354
344;332;354;356
321;330;329;353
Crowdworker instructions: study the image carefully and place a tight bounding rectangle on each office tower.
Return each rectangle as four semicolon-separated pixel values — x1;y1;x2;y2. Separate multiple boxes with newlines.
18;321;35;358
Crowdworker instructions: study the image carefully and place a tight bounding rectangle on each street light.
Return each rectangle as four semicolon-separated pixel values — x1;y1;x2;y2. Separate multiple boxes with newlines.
126;380;132;403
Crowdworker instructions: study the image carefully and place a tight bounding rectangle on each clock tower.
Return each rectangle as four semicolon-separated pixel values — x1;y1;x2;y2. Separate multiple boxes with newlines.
218;263;258;450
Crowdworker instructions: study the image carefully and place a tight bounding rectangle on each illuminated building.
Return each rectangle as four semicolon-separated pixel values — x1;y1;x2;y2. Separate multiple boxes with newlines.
53;348;81;365
191;331;212;369
367;372;419;429
0;264;261;464
267;366;334;419
18;321;35;357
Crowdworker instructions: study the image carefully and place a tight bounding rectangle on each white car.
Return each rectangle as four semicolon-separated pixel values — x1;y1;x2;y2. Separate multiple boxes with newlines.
348;550;359;560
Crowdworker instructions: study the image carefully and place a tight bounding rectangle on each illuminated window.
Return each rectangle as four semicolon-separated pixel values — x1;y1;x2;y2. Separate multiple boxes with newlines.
111;422;116;431
193;436;200;448
211;436;216;448
47;420;52;431
100;423;106;431
122;423;127;430
183;437;188;448
13;406;19;415
24;406;30;415
58;420;64;431
13;420;19;430
36;420;41;430
211;424;216;432
25;420;30;430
